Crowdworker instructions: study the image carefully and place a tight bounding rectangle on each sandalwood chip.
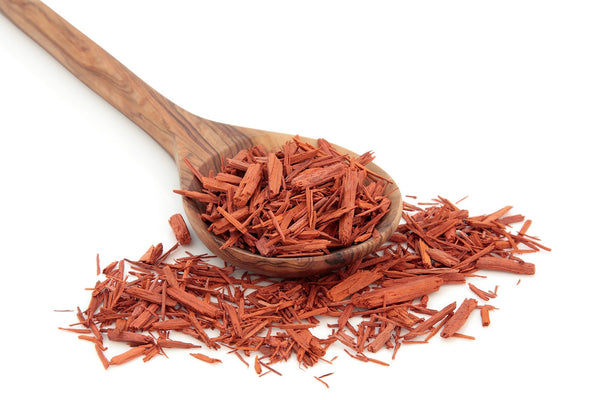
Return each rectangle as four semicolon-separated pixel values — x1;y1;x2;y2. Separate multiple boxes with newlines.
168;213;191;245
440;298;478;338
479;305;495;327
190;353;222;364
327;270;383;302
475;256;535;275
109;344;153;366
352;276;443;309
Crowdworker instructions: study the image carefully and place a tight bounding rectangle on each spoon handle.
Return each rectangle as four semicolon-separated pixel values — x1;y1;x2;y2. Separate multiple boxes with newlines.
0;0;197;158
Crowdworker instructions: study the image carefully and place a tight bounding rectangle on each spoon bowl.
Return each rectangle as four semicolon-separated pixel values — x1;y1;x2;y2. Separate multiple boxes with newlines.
178;120;403;277
1;0;402;277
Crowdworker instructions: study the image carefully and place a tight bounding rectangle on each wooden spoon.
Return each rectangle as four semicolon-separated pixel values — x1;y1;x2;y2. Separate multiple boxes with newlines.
0;0;402;277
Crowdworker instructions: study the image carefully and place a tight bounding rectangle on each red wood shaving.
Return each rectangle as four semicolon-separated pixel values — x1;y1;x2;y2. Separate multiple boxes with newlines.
314;373;333;388
168;213;191;245
479;305;496;327
440;298;478;338
190;352;222;364
174;136;392;257
468;283;498;301
60;195;550;385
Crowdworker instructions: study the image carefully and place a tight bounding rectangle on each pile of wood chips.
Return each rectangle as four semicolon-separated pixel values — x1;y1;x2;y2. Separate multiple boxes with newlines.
60;196;549;385
174;136;392;257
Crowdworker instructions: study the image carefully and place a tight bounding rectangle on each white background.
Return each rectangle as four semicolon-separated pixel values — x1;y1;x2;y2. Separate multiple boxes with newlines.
1;1;598;398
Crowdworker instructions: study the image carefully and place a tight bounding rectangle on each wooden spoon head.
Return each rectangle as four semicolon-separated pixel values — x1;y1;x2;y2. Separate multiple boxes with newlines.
175;115;402;278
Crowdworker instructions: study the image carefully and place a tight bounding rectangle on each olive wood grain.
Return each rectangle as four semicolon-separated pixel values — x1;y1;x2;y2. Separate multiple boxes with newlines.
0;0;403;277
